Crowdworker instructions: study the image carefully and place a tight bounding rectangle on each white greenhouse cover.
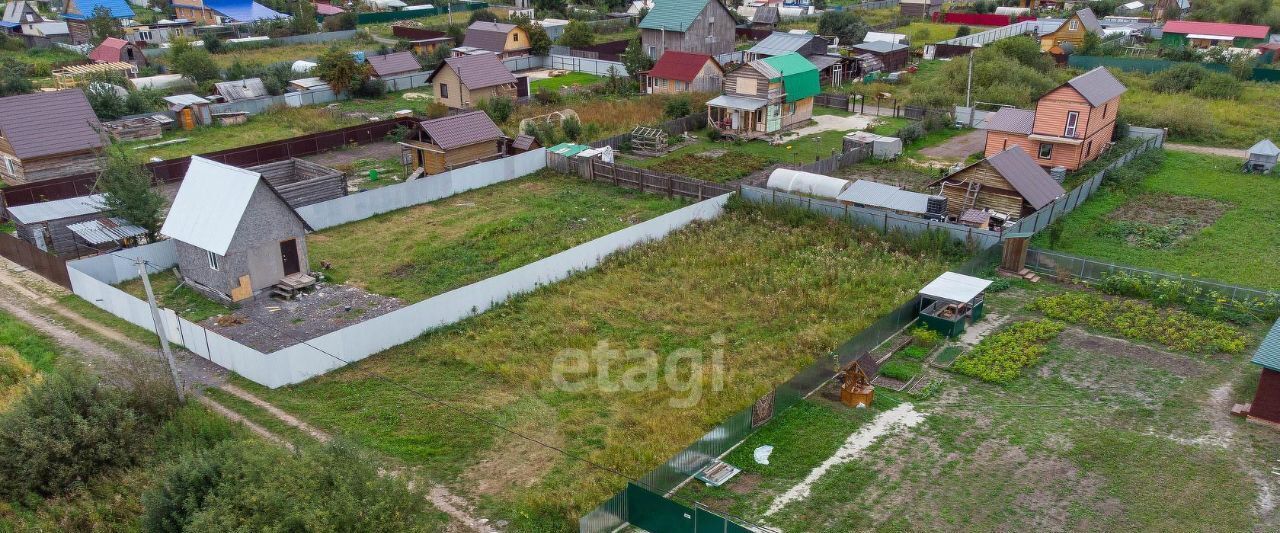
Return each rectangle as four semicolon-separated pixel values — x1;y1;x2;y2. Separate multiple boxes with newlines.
766;169;851;200
919;272;993;303
160;157;261;256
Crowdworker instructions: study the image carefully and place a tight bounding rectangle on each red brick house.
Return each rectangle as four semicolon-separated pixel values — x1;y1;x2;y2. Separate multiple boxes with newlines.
982;67;1126;171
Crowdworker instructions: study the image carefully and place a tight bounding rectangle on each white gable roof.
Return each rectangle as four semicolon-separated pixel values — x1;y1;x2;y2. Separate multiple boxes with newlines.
160;157;261;255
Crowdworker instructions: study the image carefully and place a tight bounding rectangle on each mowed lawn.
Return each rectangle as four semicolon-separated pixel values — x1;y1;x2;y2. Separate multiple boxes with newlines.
1035;151;1280;288
237;200;955;531
307;172;686;302
530;72;604;93
117;107;368;161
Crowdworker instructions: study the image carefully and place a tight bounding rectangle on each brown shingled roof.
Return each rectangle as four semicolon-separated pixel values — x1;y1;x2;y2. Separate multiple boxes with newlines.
417;111;503;151
985;146;1064;210
0;89;103;160
464;21;519;53
983;107;1035;134
1065;66;1126;107
366;51;422;78
428;53;517;89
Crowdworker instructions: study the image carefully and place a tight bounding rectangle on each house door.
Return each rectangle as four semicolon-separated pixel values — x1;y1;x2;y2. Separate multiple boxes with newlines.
516;76;529;98
280;239;300;276
731;110;741;130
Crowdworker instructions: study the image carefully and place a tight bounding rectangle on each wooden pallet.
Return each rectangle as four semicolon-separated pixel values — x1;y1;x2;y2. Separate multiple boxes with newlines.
271;273;317;300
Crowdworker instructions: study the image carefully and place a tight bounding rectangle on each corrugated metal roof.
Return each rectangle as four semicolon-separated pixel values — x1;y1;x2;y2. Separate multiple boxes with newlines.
983;107;1035;134
863;32;907;44
706;93;768;110
6;194;105;224
1066;66;1126;106
919;272;993;303
753;5;780;24
1164;20;1271;39
430;53;516;89
418;111;503;151
748;32;818;57
367;51;421;77
0;89;103;160
852;40;908;54
638;0;710;31
1253;319;1280;371
1250;139;1280;157
163;93;210;106
806;54;841;70
985;146;1065;210
837;179;932;214
464;21;518;52
214;78;268;100
67;217;147;245
160;157;262;255
647;50;718;82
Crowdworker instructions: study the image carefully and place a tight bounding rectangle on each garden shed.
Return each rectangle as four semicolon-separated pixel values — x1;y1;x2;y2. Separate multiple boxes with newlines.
1247;139;1278;173
917;272;992;337
164;94;212;130
66;217;148;253
766;168;851;200
246;158;346;208
836;179;941;218
4;193;107;255
844;131;902;160
1245;319;1280;427
402;111;505;175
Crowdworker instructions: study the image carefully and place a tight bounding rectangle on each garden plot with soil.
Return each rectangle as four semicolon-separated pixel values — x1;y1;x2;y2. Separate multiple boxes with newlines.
1037;151;1280;288
616;126;867;184
678;281;1280;532
233;200;959;531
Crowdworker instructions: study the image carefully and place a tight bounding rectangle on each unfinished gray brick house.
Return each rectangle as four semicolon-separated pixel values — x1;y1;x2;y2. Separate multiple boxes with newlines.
160;156;312;302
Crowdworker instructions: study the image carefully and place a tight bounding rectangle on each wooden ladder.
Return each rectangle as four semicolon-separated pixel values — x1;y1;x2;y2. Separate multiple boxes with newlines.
962;181;981;212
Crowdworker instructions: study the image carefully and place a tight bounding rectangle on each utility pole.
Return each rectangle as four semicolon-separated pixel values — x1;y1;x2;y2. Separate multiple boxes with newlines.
137;259;185;402
965;50;975;127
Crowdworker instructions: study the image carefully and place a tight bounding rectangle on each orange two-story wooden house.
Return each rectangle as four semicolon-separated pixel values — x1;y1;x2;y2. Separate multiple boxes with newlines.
1039;8;1102;54
982;67;1126;171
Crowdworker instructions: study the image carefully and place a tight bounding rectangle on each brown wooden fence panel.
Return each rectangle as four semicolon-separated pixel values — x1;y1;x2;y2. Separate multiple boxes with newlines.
583;159;733;201
0;233;70;288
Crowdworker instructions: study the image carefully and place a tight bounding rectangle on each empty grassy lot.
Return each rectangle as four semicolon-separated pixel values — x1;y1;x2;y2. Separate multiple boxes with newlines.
891;22;981;49
117;268;234;322
617;128;858;182
530;72;604;93
236;198;957;531
1117;72;1280;149
679;282;1278;531
1034;151;1280;288
118;107;369;161
308;172;686;303
504;93;714;142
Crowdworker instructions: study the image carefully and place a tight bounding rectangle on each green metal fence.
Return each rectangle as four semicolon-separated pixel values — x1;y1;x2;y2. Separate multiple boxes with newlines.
355;2;487;25
1068;55;1280;83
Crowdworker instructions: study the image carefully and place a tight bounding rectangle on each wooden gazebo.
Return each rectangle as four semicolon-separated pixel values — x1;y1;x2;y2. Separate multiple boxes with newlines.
916;272;992;337
53;62;138;88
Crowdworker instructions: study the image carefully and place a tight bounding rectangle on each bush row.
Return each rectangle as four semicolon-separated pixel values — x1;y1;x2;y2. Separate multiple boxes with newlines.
952;319;1066;384
1030;292;1249;354
1096;271;1280;324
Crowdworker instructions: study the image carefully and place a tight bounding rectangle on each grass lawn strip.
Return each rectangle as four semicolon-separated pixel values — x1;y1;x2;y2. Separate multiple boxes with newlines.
237;201;955;530
530;72;605;93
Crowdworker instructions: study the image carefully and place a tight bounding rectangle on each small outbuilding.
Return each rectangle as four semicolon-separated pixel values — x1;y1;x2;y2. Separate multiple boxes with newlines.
401;111;505;175
89;36;147;68
510;134;541;154
66;217;148;253
426;53;518;110
161;157;314;302
213;78;270;102
932;146;1065;223
1246;139;1278;174
4;193;108;255
164;94;213;130
1242;319;1280;427
844;131;903;160
850;40;909;72
366;51;422;79
766;168;851;200
0;89;104;185
917;272;993;337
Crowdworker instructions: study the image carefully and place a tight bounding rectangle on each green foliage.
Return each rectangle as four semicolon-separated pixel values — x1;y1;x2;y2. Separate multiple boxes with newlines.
323;11;357;32
561;115;582;141
513;14;552;56
910;326;941;347
620;36;653;82
315;46;369;94
1152;63;1205;93
167;39;220;82
1189;71;1242;100
479;95;515;124
908;36;1058;109
955;25;972;37
1031;292;1248;353
952;319;1065;383
533;86;561;105
1095;271;1280;323
289;0;318;35
879;359;921;381
558;20;596;48
201;33;224;54
818;10;868;45
663;97;691;120
353;77;386;98
469;9;498;24
95;149;165;239
0;58;32;97
899;345;930;361
1102;144;1164;193
88;6;124;42
143;440;431;532
86;82;127;120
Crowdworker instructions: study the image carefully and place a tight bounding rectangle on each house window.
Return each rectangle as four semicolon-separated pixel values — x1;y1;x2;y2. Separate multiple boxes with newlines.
789;102;797;115
1086;140;1093;155
512;32;519;42
1038;143;1053;159
648;45;656;59
1069;19;1079;31
207;251;220;271
1064;111;1079;137
440;83;449;98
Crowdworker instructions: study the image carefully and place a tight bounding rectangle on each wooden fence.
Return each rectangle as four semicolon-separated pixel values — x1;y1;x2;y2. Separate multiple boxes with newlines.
799;145;871;174
549;154;734;202
0;232;70;288
589;114;709;150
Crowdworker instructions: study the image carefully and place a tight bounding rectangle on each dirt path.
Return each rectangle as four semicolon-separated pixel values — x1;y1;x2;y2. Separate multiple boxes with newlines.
919;129;986;162
1164;143;1248;159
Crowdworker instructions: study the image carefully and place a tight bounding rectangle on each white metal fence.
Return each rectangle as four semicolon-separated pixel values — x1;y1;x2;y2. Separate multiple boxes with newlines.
936;20;1036;47
297;149;548;230
209;71;431;116
503;54;630;76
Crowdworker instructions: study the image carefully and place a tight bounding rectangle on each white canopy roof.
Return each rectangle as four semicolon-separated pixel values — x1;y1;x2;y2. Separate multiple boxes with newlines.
919;272;993;303
1249;139;1279;156
160;157;261;255
767;168;850;199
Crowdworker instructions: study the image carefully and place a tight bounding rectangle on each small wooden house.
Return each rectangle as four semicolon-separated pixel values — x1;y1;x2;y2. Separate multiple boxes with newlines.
645;50;723;94
401;111;505;175
706;52;819;139
163;94;213;130
0;89;104;185
88;37;147;68
932;146;1065;222
462;21;530;59
638;0;736;58
1243;320;1280;427
161;157;313;302
850;40;909;72
391;25;453;55
4;193;108;255
366;51;422;79
751;6;780;31
1039;8;1102;53
509;134;540;154
63;0;134;44
1247;139;1279;173
426;53;518;110
983;67;1126;171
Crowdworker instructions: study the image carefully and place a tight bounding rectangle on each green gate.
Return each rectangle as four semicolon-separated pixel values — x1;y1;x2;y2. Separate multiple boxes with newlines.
625;483;755;533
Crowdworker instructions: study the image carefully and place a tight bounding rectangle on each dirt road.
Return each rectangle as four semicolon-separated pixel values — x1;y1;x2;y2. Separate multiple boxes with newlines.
1164;143;1247;159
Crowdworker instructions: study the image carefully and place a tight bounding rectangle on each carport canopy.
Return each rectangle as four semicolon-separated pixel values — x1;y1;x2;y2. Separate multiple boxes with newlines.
919;272;993;304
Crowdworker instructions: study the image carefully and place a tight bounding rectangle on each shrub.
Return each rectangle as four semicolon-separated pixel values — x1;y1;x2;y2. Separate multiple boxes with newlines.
561;116;582;142
910;326;941;347
479;95;514;124
1152;63;1206;94
353;78;386;99
1095;271;1280;324
0;368;151;498
1031;292;1249;353
663;97;691;120
144;440;431;532
533;87;561;106
1190;72;1242;100
956;25;972;37
879;360;921;382
0;347;37;410
952;320;1065;384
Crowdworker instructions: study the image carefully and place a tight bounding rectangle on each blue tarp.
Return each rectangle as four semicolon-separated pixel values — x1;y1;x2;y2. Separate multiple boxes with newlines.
204;0;289;22
63;0;134;19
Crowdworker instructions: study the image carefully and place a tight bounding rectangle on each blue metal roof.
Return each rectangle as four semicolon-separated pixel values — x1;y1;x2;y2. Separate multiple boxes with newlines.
204;0;288;22
1252;319;1280;372
63;0;134;20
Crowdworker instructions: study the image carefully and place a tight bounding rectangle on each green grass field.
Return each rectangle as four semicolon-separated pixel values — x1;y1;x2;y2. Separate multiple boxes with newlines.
1117;73;1280;149
530;72;605;93
236;199;956;531
117;106;369;161
0;309;60;373
892;22;973;49
117;269;234;323
678;283;1276;531
1034;151;1280;288
309;171;686;302
618;127;863;182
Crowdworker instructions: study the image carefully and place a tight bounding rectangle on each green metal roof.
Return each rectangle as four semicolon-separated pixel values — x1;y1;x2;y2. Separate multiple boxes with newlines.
638;0;709;31
1252;318;1280;371
760;52;820;103
548;142;590;157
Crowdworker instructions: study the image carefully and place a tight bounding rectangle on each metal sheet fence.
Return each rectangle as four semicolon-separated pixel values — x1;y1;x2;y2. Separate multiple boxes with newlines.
1024;248;1280;303
741;186;1004;249
935;20;1035;47
0;232;70;288
1006;135;1161;235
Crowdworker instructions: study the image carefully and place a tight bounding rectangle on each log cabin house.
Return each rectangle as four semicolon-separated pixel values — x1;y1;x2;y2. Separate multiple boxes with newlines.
638;0;736;59
706;52;819;139
62;0;133;44
982;66;1126;171
426;53;519;110
0;89;104;185
401;111;505;175
931;146;1065;225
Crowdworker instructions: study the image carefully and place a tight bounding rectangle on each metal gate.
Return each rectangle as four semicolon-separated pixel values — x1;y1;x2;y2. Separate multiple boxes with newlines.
626;484;757;533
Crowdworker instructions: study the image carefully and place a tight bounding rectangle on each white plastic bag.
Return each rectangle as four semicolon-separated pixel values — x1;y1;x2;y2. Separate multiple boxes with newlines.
753;445;774;465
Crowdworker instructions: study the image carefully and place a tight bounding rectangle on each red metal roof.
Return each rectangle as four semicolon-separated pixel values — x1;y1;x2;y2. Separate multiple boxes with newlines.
647;50;718;82
88;37;127;63
313;2;343;15
1163;20;1271;39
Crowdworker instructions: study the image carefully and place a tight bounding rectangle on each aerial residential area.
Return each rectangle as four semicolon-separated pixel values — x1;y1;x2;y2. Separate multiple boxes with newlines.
2;0;1280;531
